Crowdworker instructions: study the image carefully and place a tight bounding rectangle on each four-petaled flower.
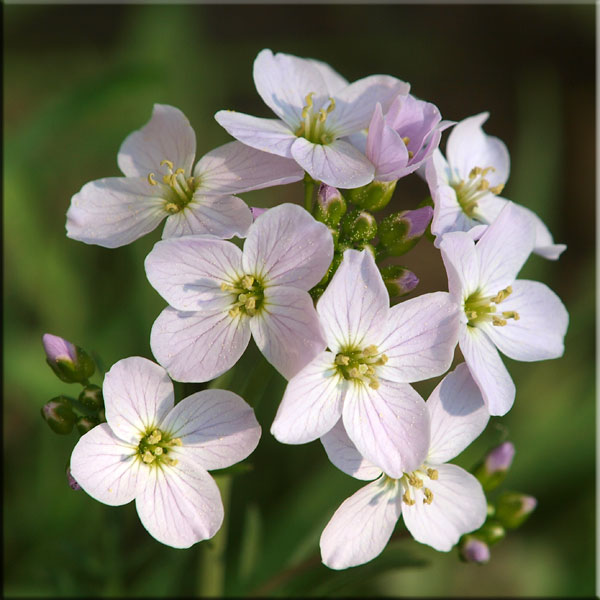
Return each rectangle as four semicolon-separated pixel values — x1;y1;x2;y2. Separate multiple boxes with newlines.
70;356;261;548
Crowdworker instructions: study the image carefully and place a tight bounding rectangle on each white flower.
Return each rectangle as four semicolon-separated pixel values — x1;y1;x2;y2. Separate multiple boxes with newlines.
215;49;409;189
426;112;566;260
146;203;333;382
70;356;261;548
66;104;304;248
440;202;569;416
270;249;459;478
320;363;489;569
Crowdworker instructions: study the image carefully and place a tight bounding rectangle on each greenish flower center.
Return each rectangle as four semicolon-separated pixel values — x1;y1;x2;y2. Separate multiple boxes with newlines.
222;274;265;318
451;166;504;219
464;286;520;327
147;158;199;214
294;92;336;145
400;466;439;506
137;427;182;467
334;344;388;389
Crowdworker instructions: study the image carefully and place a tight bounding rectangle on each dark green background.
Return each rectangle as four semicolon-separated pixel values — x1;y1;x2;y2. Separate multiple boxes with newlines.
4;4;595;597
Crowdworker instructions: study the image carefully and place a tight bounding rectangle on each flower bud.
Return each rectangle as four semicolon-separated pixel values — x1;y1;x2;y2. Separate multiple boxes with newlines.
314;184;347;227
477;519;506;545
41;396;77;435
76;415;100;435
344;180;397;212
473;441;515;491
459;535;490;564
78;384;103;410
378;206;433;256
66;466;81;491
42;333;95;384
494;492;537;529
380;265;419;297
340;209;377;243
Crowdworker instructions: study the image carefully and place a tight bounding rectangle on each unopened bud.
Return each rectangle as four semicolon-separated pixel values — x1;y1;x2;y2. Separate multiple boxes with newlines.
495;492;537;529
314;184;346;227
42;333;95;383
76;415;100;435
474;441;515;491
78;385;103;410
344;180;397;212
41;396;77;435
66;466;81;491
250;206;268;221
380;265;419;297
340;209;377;243
459;536;490;564
476;519;506;545
378;206;433;256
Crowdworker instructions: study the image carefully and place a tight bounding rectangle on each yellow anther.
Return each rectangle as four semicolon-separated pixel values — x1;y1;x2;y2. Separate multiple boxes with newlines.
175;168;186;176
427;468;439;480
221;282;231;291
492;317;507;327
160;159;174;170
407;150;414;159
229;306;241;319
402;490;415;506
241;275;255;289
402;136;410;145
164;202;180;214
478;179;490;191
357;364;369;376
147;430;162;444
326;98;336;113
318;109;327;122
423;488;434;505
491;286;512;304
169;438;182;446
469;167;482;178
153;447;163;456
503;310;520;321
369;380;380;390
245;297;256;311
408;473;423;488
482;166;495;175
379;354;389;365
142;450;155;464
148;173;158;186
304;92;314;108
348;367;360;378
489;184;504;195
164;457;178;467
335;355;350;366
363;345;378;356
162;173;173;185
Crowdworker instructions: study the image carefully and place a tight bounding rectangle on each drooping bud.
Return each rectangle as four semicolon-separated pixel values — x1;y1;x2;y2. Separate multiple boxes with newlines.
459;535;490;564
344;180;397;212
66;466;81;491
76;415;100;435
476;519;506;545
41;396;77;435
473;441;515;491
494;492;537;529
42;333;95;384
314;184;347;227
378;206;433;256
250;206;268;221
78;384;103;410
340;209;377;243
380;265;419;297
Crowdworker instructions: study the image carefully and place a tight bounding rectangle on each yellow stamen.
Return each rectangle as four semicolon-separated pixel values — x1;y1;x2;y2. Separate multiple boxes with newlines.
492;317;507;327
160;159;174;170
402;136;410;145
147;430;162;444
148;173;158;186
241;275;255;289
427;468;438;480
503;310;520;321
142;450;155;464
164;202;180;214
153;447;163;456
423;488;434;504
402;490;415;506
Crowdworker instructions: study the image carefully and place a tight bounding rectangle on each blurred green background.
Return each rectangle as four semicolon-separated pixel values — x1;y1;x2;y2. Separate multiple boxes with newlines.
4;4;595;597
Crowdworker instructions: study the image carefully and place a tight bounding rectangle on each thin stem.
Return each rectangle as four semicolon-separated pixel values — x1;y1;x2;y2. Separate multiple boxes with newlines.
303;173;315;212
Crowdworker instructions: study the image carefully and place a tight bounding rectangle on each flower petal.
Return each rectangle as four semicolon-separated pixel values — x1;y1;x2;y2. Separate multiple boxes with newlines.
320;477;402;569
250;286;327;379
402;463;487;552
479;279;568;362
291;137;375;189
439;231;480;302
342;380;429;478
317;249;389;352
66;177;167;248
321;419;382;481
426;363;489;464
103;357;175;444
242;203;333;291
159;389;261;471
193;141;304;195
135;452;223;548
430;185;478;243
118;104;196;178
150;307;251;383
271;351;345;444
70;423;145;506
309;58;349;94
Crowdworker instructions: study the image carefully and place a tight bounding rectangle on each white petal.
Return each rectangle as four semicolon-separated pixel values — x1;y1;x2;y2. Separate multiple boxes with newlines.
118;104;196;178
343;380;429;478
376;292;460;383
430;185;479;243
291;137;375;189
145;236;244;312
308;58;349;94
250;286;327;379
242;203;333;290
402;463;487;552
193;141;303;195
103;357;174;444
459;325;515;416
320;477;402;569
271;351;345;444
425;148;452;188
162;195;253;240
317;249;389;352
159;389;261;470
426;363;489;464
135;452;223;548
439;232;481;302
150;307;251;383
214;111;296;158
480;279;568;362
321;419;382;481
70;423;145;506
66;177;167;248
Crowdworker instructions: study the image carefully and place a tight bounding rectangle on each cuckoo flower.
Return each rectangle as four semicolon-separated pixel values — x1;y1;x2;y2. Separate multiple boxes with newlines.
440;202;569;416
320;363;489;569
426;112;565;259
67;104;303;248
271;249;459;478
146;203;333;382
70;357;261;548
215;49;409;189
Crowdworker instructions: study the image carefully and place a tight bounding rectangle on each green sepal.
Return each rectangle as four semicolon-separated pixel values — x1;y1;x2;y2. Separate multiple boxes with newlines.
46;345;95;384
494;491;537;529
340;209;377;243
41;396;77;435
76;415;100;435
344;179;397;212
473;460;509;492
78;384;103;410
475;519;506;545
378;213;418;256
380;264;418;298
313;186;347;227
418;196;436;243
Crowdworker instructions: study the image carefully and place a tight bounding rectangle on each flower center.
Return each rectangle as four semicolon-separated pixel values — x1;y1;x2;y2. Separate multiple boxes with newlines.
294;92;336;145
451;166;504;218
464;286;520;327
137;428;182;467
147;158;198;214
221;274;265;319
334;344;388;389
399;466;439;506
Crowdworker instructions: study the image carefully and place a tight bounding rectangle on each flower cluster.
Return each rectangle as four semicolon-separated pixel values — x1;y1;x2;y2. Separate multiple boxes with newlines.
45;49;567;566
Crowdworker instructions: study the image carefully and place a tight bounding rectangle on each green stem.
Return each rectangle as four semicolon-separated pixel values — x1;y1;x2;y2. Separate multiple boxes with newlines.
303;173;315;212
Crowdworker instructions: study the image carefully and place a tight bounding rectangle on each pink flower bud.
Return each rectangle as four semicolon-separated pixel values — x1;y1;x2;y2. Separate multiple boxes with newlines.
42;333;77;365
485;441;515;473
460;536;490;564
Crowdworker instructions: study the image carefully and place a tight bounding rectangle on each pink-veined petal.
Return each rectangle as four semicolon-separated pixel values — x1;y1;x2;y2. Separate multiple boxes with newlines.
430;185;478;244
439;231;480;303
309;58;349;95
320;477;402;570
402;463;487;552
159;389;261;471
118;104;196;178
66;177;167;248
426;363;489;464
150;307;251;383
103;357;174;444
425;148;452;188
70;423;145;506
